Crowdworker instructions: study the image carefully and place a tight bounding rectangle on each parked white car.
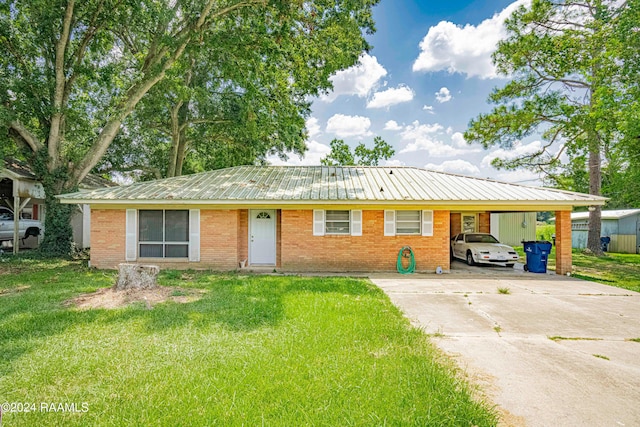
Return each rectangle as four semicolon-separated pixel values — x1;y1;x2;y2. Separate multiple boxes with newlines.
0;206;43;243
451;233;519;267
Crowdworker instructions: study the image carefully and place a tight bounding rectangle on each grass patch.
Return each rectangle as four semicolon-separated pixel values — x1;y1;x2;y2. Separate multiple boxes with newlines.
548;336;603;342
592;354;610;360
627;338;640;343
0;258;497;426
497;287;511;295
513;245;640;292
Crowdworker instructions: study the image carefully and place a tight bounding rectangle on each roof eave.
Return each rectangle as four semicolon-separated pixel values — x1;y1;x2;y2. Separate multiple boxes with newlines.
56;197;607;209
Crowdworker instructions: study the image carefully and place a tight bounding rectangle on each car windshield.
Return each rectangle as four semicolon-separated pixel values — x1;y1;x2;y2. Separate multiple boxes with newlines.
466;234;499;244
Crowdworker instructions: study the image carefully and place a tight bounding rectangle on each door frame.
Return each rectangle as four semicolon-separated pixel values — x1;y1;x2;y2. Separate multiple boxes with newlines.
248;209;277;265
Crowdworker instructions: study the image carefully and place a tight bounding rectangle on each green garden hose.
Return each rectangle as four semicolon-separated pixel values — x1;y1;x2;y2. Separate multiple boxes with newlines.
396;246;416;274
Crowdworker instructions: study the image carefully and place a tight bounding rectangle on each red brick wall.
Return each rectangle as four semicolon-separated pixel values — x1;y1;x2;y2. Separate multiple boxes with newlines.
91;208;452;272
555;210;572;275
90;209;240;270
280;210;450;272
479;212;491;233
200;210;238;270
90;209;126;269
450;213;461;236
238;210;248;265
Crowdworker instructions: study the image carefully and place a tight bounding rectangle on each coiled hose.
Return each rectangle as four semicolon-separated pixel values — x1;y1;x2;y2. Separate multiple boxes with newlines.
396;246;416;274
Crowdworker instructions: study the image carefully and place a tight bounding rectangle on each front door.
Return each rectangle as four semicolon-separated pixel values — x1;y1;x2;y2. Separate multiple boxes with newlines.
249;210;276;265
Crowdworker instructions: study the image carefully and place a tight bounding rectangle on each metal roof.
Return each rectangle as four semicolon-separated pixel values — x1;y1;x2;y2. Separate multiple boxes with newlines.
2;158;116;189
570;209;640;221
56;166;607;207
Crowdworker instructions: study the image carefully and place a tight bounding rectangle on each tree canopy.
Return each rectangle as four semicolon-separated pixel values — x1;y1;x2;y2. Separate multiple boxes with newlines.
0;0;380;254
321;137;394;166
464;0;637;254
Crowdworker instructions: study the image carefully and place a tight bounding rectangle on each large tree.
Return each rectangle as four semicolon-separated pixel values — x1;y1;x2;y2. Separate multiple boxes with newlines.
465;0;633;255
0;0;379;254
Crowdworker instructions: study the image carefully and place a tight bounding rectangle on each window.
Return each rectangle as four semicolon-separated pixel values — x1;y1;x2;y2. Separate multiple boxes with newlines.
396;210;421;234
325;210;350;234
384;210;433;237
313;210;362;236
139;210;189;258
462;214;476;233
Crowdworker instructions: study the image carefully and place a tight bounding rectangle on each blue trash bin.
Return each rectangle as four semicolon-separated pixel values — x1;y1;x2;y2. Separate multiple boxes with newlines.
523;241;553;273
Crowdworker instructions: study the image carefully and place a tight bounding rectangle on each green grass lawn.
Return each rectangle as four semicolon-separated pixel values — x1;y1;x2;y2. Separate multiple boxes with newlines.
0;257;497;426
513;246;640;292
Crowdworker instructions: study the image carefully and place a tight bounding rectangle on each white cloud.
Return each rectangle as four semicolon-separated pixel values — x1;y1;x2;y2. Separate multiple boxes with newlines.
384;120;403;131
267;140;331;166
451;132;467;148
399;121;480;157
367;85;414;109
425;160;480;175
384;159;406;167
305;117;321;139
481;140;543;168
435;87;452;103
495;169;542;184
326;114;372;138
422;105;435;114
412;0;530;79
322;53;387;102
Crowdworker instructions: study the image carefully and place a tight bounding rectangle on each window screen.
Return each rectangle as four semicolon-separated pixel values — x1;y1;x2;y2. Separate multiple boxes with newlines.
139;210;189;258
325;210;350;234
396;210;421;234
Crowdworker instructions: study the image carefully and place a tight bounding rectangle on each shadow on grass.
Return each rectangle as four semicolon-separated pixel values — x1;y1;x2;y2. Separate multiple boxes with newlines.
0;260;379;377
142;274;380;332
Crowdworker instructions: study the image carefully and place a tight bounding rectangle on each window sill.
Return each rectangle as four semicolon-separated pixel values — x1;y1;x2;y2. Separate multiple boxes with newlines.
138;257;189;263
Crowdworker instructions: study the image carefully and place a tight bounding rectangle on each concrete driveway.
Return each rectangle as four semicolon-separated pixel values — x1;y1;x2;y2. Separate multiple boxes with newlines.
370;266;640;427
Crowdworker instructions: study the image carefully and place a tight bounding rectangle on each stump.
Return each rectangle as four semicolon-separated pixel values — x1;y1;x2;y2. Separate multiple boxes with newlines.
116;263;160;290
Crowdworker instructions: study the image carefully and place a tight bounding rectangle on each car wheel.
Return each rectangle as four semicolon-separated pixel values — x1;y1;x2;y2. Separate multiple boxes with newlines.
466;251;475;266
506;263;515;268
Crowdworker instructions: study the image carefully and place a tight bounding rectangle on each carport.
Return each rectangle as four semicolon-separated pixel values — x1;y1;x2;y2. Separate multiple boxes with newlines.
0;160;46;253
449;208;576;276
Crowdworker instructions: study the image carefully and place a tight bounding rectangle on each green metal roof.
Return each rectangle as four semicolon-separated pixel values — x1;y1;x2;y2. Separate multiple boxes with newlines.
56;166;607;207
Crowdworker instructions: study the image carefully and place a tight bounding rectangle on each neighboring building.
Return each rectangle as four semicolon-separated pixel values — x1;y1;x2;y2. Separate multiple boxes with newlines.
568;209;640;254
490;212;537;247
1;158;116;250
57;166;606;274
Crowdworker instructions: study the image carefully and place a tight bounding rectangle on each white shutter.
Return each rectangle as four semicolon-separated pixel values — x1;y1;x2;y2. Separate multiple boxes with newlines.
422;210;434;236
351;210;362;236
384;210;396;236
313;210;325;236
125;209;137;261
189;209;200;262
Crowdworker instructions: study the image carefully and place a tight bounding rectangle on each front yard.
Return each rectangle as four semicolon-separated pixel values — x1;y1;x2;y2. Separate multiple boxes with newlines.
0;258;497;426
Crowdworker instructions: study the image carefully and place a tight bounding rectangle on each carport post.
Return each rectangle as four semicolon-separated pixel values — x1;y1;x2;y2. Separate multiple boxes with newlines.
555;210;572;275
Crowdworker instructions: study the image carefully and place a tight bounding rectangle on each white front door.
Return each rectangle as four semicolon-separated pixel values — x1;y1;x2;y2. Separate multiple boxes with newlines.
249;210;276;265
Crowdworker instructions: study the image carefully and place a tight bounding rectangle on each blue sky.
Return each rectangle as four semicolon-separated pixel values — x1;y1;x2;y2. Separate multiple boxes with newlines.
269;0;543;184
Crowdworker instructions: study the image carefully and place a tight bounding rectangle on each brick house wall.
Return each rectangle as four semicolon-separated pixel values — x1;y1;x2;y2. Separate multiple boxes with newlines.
280;209;450;272
555;210;572;275
90;207;572;274
90;209;126;269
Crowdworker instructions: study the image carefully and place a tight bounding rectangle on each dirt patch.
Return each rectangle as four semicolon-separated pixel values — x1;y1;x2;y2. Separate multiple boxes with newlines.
66;286;206;310
0;285;31;296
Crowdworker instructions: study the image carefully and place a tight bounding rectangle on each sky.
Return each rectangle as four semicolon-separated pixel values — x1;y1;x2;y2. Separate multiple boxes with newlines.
268;0;543;184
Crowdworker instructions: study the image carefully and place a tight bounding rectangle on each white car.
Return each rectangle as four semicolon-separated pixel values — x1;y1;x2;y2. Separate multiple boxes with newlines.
451;233;519;268
0;206;43;243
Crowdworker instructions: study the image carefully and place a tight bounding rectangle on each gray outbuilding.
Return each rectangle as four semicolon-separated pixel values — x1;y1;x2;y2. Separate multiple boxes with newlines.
569;209;640;253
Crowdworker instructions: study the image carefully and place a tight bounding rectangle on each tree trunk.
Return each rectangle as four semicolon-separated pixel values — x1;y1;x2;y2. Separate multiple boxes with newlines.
586;132;604;256
116;263;159;290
